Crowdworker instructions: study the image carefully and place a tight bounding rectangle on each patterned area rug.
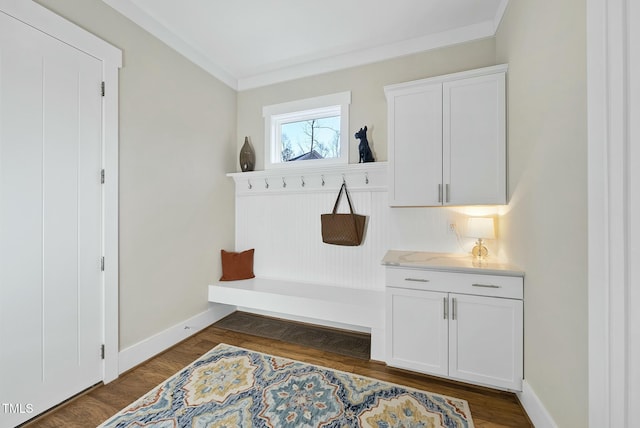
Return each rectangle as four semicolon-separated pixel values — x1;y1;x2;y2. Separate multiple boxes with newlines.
99;343;474;428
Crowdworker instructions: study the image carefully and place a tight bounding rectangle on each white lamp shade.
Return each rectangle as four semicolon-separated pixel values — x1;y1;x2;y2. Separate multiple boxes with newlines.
466;217;495;239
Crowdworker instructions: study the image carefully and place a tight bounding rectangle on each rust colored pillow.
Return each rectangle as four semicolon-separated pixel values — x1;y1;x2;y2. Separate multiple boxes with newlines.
220;249;255;281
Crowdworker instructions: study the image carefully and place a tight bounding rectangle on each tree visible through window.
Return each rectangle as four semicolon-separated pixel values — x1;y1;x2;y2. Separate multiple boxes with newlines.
263;91;350;169
281;116;340;162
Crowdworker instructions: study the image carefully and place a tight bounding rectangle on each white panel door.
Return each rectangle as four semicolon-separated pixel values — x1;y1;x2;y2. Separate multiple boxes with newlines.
387;84;443;206
443;73;506;205
0;11;103;427
448;293;523;390
386;287;448;376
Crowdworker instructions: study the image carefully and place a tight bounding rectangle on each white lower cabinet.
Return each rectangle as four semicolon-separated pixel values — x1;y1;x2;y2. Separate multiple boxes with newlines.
387;288;449;376
386;267;523;391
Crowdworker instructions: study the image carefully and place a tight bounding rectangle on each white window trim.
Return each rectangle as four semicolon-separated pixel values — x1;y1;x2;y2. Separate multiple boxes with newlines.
263;91;351;169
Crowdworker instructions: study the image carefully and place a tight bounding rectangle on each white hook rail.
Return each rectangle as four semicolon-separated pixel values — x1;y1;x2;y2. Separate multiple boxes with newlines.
227;162;387;194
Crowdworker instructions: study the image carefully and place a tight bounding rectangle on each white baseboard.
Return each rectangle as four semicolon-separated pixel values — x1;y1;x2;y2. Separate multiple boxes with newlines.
517;379;558;428
118;303;236;374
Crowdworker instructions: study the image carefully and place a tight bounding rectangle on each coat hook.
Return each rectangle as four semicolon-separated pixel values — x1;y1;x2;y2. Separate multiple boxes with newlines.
248;179;252;189
301;176;305;187
265;178;269;189
321;175;325;186
365;172;369;184
282;177;287;188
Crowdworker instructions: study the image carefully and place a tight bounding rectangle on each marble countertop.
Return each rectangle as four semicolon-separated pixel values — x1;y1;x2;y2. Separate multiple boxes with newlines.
381;250;525;277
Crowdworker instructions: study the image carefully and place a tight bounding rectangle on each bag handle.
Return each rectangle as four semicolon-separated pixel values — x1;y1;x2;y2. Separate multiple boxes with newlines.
332;182;356;214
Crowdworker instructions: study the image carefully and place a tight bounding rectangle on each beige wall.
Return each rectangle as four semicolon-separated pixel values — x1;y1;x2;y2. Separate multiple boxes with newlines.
35;0;237;349
496;2;588;427
237;39;496;170
29;3;589;424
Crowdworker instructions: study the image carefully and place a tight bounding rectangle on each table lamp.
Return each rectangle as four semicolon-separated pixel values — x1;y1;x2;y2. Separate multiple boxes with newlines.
467;217;495;260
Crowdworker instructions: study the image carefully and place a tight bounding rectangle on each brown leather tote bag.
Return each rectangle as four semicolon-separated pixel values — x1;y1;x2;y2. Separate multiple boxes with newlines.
321;182;366;246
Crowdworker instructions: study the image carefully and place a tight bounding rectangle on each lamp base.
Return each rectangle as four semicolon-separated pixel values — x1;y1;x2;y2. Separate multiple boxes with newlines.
471;239;489;260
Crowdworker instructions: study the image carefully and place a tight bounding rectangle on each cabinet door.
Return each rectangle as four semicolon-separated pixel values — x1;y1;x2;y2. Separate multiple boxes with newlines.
448;293;523;390
443;72;506;205
386;287;448;376
387;83;442;206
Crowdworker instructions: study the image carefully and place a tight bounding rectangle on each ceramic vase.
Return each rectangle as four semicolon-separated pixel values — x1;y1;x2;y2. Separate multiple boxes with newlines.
239;136;255;172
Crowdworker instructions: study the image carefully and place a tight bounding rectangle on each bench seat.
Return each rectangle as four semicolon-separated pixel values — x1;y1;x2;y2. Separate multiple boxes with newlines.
208;277;385;360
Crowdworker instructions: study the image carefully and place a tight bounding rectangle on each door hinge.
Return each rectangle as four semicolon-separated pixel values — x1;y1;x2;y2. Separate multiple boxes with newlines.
101;344;105;359
101;169;105;184
101;257;105;271
101;81;105;97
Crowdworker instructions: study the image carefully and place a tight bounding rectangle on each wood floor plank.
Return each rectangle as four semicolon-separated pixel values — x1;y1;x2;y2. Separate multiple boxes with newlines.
22;319;533;427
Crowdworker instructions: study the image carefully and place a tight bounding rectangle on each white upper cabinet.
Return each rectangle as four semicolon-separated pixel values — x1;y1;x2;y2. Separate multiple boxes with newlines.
386;82;443;206
385;65;507;206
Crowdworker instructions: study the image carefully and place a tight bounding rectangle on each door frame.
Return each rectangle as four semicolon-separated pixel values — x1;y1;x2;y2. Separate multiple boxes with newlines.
0;0;122;383
587;0;638;425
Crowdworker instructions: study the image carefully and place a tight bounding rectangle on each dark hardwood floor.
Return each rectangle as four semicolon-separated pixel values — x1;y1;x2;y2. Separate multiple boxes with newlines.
24;312;533;427
214;311;372;360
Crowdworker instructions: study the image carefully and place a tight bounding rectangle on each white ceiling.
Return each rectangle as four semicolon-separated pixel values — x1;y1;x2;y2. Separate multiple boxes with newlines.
102;0;508;90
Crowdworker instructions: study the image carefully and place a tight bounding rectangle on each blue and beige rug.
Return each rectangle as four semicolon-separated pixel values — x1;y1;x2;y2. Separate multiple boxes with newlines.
99;343;474;427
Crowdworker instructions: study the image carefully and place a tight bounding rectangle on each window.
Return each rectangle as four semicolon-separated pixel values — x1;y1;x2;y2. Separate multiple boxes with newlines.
263;91;350;169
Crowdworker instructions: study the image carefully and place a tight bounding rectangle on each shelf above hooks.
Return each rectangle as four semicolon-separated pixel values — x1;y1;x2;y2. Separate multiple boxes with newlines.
227;162;388;195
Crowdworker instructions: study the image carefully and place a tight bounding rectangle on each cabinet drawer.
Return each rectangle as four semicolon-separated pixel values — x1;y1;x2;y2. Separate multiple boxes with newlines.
386;267;523;299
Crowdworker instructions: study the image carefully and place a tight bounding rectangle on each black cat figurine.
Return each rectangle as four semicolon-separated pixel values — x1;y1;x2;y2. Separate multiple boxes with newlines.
355;126;375;163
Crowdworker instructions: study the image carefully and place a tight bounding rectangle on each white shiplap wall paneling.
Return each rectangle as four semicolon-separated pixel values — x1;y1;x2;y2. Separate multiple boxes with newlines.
231;164;388;292
229;162;484;293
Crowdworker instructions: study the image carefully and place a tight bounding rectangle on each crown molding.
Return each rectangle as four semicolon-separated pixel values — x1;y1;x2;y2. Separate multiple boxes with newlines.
493;0;510;32
237;20;497;90
101;0;238;89
101;0;508;91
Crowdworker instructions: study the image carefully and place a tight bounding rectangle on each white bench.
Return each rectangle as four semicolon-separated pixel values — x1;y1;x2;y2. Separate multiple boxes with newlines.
208;277;385;360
